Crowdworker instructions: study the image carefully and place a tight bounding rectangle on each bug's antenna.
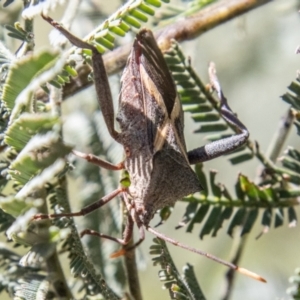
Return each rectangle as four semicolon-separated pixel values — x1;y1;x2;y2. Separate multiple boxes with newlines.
147;226;267;283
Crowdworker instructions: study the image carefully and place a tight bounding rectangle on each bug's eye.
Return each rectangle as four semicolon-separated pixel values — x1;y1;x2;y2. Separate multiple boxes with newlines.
116;115;122;123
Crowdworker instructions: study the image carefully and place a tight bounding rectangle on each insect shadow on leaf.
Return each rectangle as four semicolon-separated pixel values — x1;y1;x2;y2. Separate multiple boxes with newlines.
33;14;266;283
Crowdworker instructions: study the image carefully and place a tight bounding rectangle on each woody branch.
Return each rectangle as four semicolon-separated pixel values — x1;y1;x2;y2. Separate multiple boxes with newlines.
35;0;271;102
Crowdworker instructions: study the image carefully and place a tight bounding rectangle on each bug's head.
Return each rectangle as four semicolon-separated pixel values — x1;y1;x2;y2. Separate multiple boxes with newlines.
134;204;155;227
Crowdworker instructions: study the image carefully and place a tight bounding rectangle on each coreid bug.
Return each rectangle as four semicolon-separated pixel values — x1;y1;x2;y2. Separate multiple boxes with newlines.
35;15;266;283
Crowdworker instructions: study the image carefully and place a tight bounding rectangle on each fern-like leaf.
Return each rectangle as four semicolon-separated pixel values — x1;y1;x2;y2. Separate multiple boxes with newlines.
47;180;120;299
2;50;58;111
287;267;300;300
46;0;170;54
150;237;206;300
178;162;299;238
282;78;300;135
0;244;62;299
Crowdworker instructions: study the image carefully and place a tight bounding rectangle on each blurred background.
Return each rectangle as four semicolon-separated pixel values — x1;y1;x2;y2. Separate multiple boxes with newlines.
1;0;300;299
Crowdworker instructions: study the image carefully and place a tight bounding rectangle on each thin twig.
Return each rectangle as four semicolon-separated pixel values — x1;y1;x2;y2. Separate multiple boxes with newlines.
180;195;300;207
33;86;73;298
124;238;143;300
221;233;248;300
46;251;73;299
17;2;35;56
261;108;295;169
49;85;62;117
155;0;271;50
221;108;295;300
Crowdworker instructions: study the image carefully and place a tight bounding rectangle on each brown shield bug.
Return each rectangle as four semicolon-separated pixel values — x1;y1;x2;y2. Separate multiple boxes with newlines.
34;15;266;283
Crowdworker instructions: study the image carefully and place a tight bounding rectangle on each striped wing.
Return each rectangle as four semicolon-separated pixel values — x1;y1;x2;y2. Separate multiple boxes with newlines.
117;30;202;224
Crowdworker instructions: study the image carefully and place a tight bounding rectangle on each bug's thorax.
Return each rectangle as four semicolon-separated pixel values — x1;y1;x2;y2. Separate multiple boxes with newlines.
116;29;202;226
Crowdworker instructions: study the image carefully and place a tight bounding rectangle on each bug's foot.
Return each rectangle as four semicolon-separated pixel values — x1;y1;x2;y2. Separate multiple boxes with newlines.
110;249;126;258
32;213;51;221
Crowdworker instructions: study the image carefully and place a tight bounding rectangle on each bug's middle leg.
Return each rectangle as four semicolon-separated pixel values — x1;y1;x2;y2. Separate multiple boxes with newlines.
33;188;123;221
187;62;249;164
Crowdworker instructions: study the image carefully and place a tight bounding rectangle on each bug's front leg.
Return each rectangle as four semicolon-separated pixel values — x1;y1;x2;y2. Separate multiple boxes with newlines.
187;62;249;164
42;15;120;142
73;150;124;170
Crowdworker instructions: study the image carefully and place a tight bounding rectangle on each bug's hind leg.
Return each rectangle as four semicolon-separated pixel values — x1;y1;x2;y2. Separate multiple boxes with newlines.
80;214;145;256
187;62;249;164
110;221;145;258
80;213;134;246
